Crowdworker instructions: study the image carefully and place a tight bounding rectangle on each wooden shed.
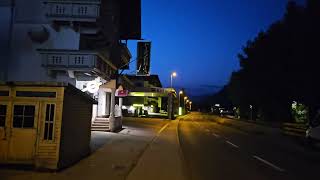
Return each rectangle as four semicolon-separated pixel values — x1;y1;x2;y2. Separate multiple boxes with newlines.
0;82;96;170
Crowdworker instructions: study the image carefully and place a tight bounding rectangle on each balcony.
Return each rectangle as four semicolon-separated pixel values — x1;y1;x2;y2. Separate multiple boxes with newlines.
38;49;117;80
43;0;101;22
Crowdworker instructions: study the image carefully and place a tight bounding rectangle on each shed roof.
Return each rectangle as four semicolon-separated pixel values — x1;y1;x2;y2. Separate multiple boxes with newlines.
0;81;97;104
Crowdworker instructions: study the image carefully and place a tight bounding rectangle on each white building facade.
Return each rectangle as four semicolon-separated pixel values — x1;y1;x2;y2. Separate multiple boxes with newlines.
0;0;141;131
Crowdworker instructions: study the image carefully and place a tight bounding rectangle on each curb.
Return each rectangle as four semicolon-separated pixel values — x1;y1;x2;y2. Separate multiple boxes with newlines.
176;116;192;180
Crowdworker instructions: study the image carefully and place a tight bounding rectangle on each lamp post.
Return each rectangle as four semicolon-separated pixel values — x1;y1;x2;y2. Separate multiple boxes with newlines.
178;90;183;115
250;105;253;121
186;100;190;112
170;72;177;88
184;96;188;114
179;90;183;107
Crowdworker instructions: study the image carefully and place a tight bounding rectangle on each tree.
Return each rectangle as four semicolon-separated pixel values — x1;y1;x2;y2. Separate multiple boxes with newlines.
227;0;320;122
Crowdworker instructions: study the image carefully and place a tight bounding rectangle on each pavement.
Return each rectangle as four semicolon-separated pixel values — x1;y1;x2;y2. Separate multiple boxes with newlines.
127;119;186;180
0;117;186;180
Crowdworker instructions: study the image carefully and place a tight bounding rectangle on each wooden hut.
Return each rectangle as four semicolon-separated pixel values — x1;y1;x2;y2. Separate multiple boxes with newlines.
0;82;96;169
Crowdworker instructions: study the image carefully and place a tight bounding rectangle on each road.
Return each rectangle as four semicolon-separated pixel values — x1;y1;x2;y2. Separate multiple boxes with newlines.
178;112;320;180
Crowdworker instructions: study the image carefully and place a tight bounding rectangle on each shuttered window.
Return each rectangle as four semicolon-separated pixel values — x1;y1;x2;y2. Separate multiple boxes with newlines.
0;105;6;127
44;104;55;141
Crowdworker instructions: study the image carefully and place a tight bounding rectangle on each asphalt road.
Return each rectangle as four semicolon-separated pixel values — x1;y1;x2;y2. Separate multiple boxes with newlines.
178;112;320;180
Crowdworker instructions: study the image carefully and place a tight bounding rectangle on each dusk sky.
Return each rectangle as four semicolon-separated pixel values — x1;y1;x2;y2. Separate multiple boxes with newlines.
0;0;305;95
126;0;305;95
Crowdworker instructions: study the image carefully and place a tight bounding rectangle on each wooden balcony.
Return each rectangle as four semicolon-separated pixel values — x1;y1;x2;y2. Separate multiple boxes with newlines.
43;0;101;22
38;49;117;80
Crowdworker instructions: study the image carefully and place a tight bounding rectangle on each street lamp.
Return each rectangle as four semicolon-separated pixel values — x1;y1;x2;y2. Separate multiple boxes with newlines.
178;90;183;115
170;72;177;88
186;100;190;112
183;96;188;114
179;91;183;107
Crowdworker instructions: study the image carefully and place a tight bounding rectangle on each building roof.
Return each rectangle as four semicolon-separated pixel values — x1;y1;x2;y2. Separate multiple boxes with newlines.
0;81;97;104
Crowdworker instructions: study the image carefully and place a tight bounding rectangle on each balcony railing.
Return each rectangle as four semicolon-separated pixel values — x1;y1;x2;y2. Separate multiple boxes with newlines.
38;49;116;79
43;0;101;22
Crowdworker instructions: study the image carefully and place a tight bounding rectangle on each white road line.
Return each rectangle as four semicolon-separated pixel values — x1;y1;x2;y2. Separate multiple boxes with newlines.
226;141;239;148
212;133;220;138
157;122;170;135
253;156;285;172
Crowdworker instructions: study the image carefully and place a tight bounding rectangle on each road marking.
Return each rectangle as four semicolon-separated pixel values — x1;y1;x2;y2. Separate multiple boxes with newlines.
212;133;220;138
157;122;170;136
226;141;239;148
253;156;285;172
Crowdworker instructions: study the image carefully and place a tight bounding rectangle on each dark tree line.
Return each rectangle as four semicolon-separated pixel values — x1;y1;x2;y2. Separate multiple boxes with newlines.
227;0;320;122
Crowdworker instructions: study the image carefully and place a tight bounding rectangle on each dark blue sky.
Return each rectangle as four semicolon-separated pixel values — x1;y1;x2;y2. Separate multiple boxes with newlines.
127;0;305;95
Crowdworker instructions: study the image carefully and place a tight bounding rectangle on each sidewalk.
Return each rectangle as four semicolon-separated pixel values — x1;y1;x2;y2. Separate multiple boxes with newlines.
127;119;186;180
0;132;151;180
0;118;186;180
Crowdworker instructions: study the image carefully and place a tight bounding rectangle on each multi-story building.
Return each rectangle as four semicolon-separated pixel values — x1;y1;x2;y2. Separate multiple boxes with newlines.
5;0;140;81
1;0;141;126
0;0;141;169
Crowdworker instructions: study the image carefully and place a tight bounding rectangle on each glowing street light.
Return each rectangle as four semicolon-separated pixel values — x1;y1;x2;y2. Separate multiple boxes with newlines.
179;90;184;106
170;72;177;88
178;90;184;115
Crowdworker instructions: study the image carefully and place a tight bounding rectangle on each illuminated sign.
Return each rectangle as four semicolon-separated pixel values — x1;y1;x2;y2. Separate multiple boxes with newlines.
116;90;129;97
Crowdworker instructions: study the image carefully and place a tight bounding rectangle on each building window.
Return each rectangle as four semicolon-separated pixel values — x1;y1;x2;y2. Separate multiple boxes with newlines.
0;91;9;96
0;105;7;127
44;104;55;141
13;105;35;128
16;91;56;98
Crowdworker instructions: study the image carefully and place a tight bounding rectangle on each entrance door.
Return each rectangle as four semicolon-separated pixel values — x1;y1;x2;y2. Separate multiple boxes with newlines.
8;103;39;163
0;102;9;162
